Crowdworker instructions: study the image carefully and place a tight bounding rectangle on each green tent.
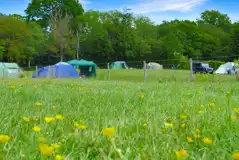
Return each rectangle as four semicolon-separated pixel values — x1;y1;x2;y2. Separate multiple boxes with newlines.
67;59;96;77
110;61;128;69
0;62;21;78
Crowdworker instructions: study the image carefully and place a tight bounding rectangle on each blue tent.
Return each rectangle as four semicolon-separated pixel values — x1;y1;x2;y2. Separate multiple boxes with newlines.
32;62;79;78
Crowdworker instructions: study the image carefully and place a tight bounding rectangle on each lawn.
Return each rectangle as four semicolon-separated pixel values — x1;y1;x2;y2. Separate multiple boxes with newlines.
0;71;239;160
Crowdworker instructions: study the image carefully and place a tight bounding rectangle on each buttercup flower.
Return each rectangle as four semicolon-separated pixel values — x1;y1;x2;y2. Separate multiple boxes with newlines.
36;102;42;107
187;137;193;143
23;117;30;122
175;149;188;160
32;126;41;132
232;152;239;160
203;137;213;145
0;135;10;144
39;144;54;156
55;155;65;160
44;116;56;123
103;127;116;137
55;114;64;120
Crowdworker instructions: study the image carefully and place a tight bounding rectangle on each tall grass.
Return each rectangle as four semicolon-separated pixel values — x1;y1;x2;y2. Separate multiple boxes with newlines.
0;78;239;159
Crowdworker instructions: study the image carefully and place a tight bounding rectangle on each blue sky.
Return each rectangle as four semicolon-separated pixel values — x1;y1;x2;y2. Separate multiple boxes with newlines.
0;0;238;23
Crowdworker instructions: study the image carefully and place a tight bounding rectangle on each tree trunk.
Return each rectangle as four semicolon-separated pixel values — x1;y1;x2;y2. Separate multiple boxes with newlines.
28;59;31;69
76;30;80;59
60;45;63;62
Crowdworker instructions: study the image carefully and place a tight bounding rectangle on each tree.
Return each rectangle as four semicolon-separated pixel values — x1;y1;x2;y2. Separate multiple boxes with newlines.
25;0;84;28
49;9;73;61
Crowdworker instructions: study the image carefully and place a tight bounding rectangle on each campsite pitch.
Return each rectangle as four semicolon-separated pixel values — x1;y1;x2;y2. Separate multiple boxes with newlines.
0;78;239;159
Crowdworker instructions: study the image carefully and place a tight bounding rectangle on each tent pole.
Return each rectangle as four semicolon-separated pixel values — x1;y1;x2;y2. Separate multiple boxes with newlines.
107;63;110;81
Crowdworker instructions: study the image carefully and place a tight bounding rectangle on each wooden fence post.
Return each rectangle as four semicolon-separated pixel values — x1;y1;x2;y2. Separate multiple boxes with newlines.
144;61;147;82
189;58;194;81
36;66;38;78
107;63;110;80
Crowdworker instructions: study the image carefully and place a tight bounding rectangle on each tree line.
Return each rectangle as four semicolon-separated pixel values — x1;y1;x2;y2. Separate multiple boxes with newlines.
0;0;239;68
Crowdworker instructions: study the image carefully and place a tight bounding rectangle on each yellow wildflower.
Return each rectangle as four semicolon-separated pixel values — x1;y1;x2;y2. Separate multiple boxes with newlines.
74;122;79;128
187;137;193;143
52;106;56;109
164;123;174;128
200;104;204;108
102;127;116;137
51;143;60;151
140;93;145;99
0;135;10;144
55;155;65;160
202;137;213;145
36;102;42;107
55;114;64;120
198;110;203;115
39;137;46;143
23;117;30;122
180;114;187;119
10;85;15;89
234;108;239;113
232;116;238;120
34;85;38;89
39;144;54;157
232;152;239;160
180;123;186;128
32;126;41;132
209;103;215;108
79;125;87;130
44;116;56;123
175;149;188;160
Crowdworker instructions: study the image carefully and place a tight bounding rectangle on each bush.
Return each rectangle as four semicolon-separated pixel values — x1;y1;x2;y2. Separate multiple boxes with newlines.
206;60;225;69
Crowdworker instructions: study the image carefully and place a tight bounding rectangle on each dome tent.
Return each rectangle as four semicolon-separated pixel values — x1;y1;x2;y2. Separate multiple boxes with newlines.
67;59;96;77
147;62;163;70
110;61;128;69
32;62;79;78
215;62;236;75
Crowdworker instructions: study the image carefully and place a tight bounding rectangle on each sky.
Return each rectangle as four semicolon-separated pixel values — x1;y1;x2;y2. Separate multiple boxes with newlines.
0;0;238;24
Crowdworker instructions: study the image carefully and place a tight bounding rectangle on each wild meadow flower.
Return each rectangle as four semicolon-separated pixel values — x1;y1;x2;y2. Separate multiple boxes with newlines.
0;135;10;144
39;144;54;157
55;155;65;160
39;137;46;143
51;143;60;151
187;137;193;143
209;103;215;108
32;126;41;132
202;137;213;145
52;106;56;110
23;117;30;122
79;125;87;130
165;123;173;128
200;104;204;108
175;149;188;160
55;114;64;120
36;102;42;107
232;116;238;120
234;108;239;114
34;85;38;89
140;93;145;99
10;85;15;89
232;152;239;160
103;127;116;137
180;114;187;119
44;116;56;123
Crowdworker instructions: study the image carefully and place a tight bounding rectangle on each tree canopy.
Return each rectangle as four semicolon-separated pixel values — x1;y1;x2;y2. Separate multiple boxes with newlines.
0;0;239;67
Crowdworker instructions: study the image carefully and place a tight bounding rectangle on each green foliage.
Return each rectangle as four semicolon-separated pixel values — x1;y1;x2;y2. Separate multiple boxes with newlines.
206;60;225;69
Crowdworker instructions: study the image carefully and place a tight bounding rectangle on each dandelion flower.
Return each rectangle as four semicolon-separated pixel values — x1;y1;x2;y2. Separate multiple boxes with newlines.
175;149;188;160
232;152;239;160
51;143;60;151
55;155;65;160
39;137;46;143
232;116;238;120
79;125;87;130
103;127;116;137
187;137;193;143
44;116;56;123
164;123;173;128
180;123;186;128
140;93;145;99
0;135;10;144
209;103;215;108
180;114;187;119
36;102;42;107
55;114;64;120
32;126;41;132
198;110;203;115
39;144;54;157
203;137;213;145
234;108;239;114
10;85;15;89
23;117;30;122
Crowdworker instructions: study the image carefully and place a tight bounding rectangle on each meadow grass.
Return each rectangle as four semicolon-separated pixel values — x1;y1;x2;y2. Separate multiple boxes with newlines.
0;71;239;159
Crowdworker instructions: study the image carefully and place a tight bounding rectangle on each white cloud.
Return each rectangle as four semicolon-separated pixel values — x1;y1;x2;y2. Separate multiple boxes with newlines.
78;0;92;5
129;0;208;14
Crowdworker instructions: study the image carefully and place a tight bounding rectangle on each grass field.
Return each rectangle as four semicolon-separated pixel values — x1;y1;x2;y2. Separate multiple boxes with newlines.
1;70;239;160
